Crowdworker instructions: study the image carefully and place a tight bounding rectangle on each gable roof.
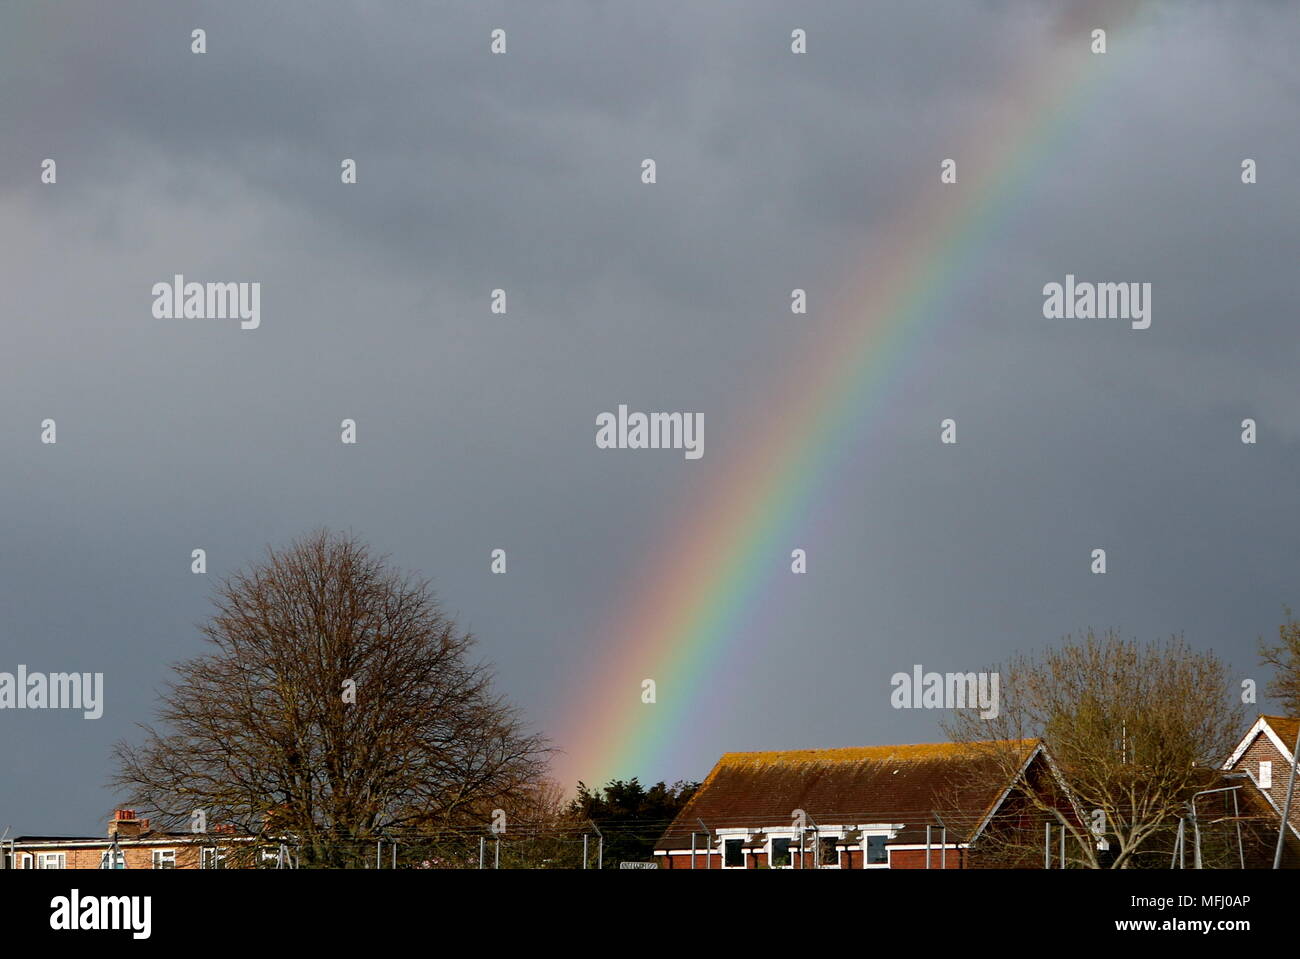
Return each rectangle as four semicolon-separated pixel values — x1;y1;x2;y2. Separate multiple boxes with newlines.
1223;715;1300;769
656;739;1041;852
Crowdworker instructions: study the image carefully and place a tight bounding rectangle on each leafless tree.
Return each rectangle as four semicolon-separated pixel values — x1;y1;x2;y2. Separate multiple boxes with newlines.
1259;607;1300;718
944;630;1244;868
112;530;549;866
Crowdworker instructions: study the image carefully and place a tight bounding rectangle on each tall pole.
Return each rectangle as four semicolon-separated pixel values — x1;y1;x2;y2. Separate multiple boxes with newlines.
1044;822;1051;869
479;836;485;869
589;820;604;870
1233;790;1245;869
1275;724;1300;869
1191;806;1202;869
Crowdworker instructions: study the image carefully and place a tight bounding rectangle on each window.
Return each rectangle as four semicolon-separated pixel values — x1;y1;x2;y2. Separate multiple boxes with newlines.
818;837;839;868
201;847;225;870
99;849;126;869
36;852;66;869
1261;761;1273;788
866;835;887;865
151;848;176;869
770;837;792;868
723;838;744;868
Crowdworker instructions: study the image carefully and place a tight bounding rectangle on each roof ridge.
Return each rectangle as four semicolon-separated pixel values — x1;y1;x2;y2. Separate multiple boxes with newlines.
718;738;1037;762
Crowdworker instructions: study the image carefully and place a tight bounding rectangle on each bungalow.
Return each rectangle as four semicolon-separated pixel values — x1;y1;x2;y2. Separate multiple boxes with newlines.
654;739;1075;869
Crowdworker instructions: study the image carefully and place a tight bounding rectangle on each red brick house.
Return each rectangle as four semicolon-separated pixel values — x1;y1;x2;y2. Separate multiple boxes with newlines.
654;739;1075;869
3;809;263;870
1220;714;1300;862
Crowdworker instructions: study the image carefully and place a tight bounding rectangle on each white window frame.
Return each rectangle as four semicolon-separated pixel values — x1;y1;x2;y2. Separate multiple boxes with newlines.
201;846;226;869
99;848;126;869
36;852;66;869
815;831;844;869
714;829;754;869
862;833;891;869
1261;760;1274;789
766;833;796;869
151;848;176;869
19;853;33;869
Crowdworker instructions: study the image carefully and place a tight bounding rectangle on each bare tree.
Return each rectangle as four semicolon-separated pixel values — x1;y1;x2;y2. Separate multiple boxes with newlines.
1259;607;1300;717
112;530;549;866
944;630;1243;868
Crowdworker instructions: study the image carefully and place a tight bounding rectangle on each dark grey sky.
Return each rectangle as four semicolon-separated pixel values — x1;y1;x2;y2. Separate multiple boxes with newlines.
2;0;1298;833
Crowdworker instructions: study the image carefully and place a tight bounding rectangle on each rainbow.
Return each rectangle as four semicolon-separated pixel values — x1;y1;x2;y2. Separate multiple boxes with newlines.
557;1;1147;789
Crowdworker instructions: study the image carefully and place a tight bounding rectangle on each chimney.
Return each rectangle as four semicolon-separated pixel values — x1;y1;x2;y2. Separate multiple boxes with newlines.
108;808;142;839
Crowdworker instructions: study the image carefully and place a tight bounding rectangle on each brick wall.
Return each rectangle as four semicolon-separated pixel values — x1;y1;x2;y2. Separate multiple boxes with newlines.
1232;732;1300;830
13;842;204;870
888;846;966;869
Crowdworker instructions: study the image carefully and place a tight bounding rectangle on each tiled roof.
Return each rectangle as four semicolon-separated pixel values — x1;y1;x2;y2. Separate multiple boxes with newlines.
657;739;1040;851
1263;715;1300;752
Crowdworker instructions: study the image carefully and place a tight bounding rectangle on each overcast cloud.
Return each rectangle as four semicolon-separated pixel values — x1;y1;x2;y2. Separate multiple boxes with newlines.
1;0;1298;833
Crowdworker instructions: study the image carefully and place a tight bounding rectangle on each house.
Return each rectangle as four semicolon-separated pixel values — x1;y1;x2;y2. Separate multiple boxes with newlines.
653;739;1075;869
1219;714;1300;866
2;809;261;870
